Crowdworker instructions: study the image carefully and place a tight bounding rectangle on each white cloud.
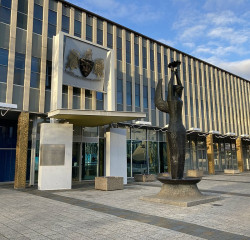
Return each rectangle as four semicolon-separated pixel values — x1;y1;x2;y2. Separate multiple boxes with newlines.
157;39;175;47
179;25;207;41
73;0;163;23
203;57;250;80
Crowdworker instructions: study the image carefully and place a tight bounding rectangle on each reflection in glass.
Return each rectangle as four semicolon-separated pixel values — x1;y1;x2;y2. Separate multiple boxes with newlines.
82;143;98;180
148;141;158;174
132;140;147;175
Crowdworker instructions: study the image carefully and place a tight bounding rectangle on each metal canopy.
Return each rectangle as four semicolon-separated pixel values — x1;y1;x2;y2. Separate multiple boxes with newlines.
48;109;146;127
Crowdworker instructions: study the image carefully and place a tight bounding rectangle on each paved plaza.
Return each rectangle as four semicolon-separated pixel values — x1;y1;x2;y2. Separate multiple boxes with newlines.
0;173;250;240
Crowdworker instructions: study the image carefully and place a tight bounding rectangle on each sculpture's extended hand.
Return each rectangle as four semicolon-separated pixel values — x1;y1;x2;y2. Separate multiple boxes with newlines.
155;79;169;113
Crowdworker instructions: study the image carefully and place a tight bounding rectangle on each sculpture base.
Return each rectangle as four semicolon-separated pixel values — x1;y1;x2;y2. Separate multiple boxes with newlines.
141;177;220;207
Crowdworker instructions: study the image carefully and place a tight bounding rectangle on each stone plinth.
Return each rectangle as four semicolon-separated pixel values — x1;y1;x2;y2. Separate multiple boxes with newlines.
141;177;220;207
95;177;123;191
157;172;170;178
134;174;156;182
186;170;203;178
224;169;240;174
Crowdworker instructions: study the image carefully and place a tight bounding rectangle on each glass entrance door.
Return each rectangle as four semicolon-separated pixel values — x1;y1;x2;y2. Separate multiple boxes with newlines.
82;142;98;180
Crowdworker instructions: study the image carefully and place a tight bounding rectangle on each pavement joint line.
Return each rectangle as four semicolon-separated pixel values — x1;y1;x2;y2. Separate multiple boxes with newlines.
17;188;250;240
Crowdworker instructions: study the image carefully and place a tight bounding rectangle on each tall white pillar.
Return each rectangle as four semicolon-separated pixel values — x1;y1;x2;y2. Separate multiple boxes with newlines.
105;128;127;184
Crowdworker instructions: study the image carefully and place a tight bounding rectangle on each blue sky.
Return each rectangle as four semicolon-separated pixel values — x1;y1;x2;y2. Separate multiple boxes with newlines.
68;0;250;80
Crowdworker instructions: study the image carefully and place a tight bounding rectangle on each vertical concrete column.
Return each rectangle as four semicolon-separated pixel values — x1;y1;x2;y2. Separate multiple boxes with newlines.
80;12;86;110
91;17;97;110
131;33;135;112
154;43;159;126
122;29;126;111
185;55;191;129
146;40;151;121
113;25;117;110
138;37;143;113
6;0;18;104
231;75;237;134
206;134;215;174
23;0;34;111
160;46;166;126
218;71;225;133
68;7;74;109
205;65;212;131
103;21;107;47
14;112;30;189
236;137;244;172
39;0;49;113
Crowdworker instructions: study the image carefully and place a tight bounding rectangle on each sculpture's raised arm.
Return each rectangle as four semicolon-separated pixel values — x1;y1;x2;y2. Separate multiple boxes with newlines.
175;69;183;87
167;69;175;102
155;79;169;113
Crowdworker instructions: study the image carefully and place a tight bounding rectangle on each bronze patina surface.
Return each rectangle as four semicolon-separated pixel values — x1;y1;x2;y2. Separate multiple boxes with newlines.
155;60;186;179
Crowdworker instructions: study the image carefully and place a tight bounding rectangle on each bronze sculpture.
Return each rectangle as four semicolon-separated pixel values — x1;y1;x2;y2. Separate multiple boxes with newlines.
155;61;186;179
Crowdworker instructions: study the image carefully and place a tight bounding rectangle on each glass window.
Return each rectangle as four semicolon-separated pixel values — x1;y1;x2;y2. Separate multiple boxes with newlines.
14;52;25;85
117;78;123;104
33;18;42;35
30;57;40;88
17;12;27;30
151;88;155;109
48;10;57;25
86;15;93;41
143;46;147;69
1;0;11;8
46;60;52;89
18;0;28;14
0;48;8;65
134;43;139;67
97;92;103;100
30;72;40;88
157;52;161;73
15;52;25;69
0;65;7;82
14;68;24;85
107;33;113;48
74;20;81;37
150;48;154;71
31;57;40;73
143;85;148;108
62;15;69;33
117;36;122;61
74;9;81;21
126;40;131;63
86;25;92;41
34;4;43;20
126;81;132;105
73;87;80;96
0;1;11;24
135;83;140;107
48;24;56;38
97;28;103;45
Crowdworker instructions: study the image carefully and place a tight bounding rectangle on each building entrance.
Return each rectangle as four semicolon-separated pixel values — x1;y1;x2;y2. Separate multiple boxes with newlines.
82;142;98;180
72;141;99;181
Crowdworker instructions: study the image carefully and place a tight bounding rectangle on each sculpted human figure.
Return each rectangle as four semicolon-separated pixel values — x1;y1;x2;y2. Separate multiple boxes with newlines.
155;61;186;179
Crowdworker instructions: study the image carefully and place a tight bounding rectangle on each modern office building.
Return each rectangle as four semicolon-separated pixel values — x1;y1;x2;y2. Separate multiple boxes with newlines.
0;0;249;185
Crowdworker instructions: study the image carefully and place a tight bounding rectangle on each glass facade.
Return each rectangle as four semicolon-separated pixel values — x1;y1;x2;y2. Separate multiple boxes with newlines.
0;0;249;183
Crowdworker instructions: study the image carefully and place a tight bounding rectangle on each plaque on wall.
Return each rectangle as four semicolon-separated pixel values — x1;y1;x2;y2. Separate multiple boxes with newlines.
40;144;65;166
